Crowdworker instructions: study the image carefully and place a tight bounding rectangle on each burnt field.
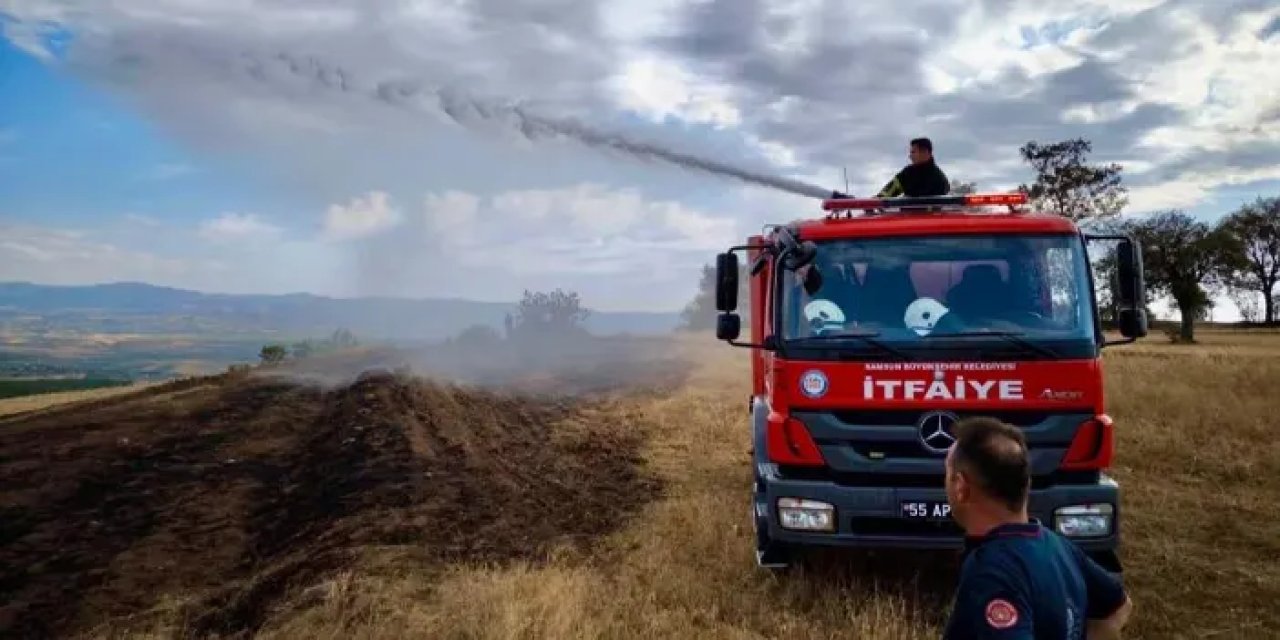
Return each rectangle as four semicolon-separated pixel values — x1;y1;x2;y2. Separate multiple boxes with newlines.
0;348;684;639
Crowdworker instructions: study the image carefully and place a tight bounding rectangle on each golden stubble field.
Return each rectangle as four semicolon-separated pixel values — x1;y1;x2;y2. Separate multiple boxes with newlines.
0;382;161;418
237;329;1279;640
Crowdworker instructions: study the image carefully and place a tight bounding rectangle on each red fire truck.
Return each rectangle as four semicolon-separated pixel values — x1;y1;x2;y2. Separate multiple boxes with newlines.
712;192;1147;572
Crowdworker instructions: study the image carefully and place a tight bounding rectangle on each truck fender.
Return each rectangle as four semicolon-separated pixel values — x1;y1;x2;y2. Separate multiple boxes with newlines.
749;394;794;570
750;395;773;491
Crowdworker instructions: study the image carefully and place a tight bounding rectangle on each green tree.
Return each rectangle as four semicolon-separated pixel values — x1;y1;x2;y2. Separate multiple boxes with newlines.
1217;196;1280;323
259;344;287;365
1019;138;1127;222
330;328;358;348
512;288;590;338
1091;252;1120;326
679;262;750;331
1122;210;1235;343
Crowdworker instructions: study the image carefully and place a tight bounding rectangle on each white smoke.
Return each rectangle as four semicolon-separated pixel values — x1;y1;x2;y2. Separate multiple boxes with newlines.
58;29;836;200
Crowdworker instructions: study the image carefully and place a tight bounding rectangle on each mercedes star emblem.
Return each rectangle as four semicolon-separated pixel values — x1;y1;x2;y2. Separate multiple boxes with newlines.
917;410;960;454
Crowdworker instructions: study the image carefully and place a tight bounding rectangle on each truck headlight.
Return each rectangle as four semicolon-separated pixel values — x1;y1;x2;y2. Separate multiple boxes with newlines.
777;497;835;532
1054;504;1113;537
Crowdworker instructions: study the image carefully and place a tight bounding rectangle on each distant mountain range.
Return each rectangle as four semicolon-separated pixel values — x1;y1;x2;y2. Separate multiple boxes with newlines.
0;282;682;342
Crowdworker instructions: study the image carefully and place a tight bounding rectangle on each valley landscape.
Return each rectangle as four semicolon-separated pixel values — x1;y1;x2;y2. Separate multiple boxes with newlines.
0;281;681;387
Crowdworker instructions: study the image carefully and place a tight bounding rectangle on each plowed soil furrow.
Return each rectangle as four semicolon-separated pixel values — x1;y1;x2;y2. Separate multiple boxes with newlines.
0;363;670;639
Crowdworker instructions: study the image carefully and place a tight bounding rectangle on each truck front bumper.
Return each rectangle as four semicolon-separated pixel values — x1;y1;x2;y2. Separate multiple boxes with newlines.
754;470;1121;568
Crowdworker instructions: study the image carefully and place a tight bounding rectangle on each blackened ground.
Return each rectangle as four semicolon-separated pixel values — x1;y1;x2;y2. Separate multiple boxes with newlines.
0;359;673;639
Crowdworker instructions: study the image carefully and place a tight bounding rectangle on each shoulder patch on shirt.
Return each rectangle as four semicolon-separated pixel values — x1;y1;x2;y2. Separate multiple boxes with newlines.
985;598;1019;629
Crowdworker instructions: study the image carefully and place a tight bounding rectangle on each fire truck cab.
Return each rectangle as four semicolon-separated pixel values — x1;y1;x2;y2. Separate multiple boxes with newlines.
713;192;1147;572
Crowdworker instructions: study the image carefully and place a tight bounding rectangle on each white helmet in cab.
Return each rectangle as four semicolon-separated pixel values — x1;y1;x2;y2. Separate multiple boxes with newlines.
804;299;846;334
904;297;948;336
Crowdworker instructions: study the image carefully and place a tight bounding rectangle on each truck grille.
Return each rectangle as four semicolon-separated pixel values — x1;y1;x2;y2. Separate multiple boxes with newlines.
793;408;1093;477
780;467;1099;489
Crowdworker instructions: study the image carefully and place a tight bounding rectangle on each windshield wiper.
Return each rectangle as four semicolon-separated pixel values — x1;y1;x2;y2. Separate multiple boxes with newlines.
789;331;913;361
923;329;1059;359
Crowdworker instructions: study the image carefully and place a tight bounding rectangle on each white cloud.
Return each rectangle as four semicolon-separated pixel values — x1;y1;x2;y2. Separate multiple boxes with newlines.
607;54;741;128
925;11;1095;92
744;134;801;169
322;191;402;241
422;190;481;233
1087;7;1280;162
1124;165;1280;214
491;184;646;235
198;212;282;242
0;17;57;60
0;222;192;283
422;182;738;275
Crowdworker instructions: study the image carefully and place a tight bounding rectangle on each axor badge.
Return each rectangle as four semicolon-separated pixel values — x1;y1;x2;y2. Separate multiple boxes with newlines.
800;369;829;399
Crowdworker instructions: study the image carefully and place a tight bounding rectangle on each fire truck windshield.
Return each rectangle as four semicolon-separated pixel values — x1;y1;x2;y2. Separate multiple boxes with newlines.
779;233;1097;360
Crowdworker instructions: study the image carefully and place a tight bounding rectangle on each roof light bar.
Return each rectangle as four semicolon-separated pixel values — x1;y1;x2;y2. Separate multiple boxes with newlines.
821;192;1028;211
964;193;1029;206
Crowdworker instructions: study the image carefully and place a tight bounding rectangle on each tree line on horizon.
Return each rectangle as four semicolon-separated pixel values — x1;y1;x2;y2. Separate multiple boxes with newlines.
679;137;1280;344
258;289;594;364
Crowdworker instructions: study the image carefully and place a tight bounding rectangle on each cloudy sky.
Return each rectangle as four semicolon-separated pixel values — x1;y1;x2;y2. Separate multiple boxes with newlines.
1;0;1277;315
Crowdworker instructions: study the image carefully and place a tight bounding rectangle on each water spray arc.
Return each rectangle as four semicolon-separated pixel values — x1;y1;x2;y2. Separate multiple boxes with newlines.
234;50;843;201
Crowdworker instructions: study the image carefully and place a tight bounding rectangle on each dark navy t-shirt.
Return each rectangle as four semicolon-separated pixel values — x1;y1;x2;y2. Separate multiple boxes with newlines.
942;521;1127;639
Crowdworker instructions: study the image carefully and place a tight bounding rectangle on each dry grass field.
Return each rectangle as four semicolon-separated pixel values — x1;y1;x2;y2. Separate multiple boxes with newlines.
249;330;1278;640
2;329;1277;639
0;381;159;418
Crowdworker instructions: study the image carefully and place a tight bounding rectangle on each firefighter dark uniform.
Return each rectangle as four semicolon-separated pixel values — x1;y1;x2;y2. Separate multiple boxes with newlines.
877;158;951;197
942;520;1127;639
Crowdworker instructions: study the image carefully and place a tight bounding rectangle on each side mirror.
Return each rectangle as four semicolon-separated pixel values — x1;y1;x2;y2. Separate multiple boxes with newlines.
715;252;740;312
1115;237;1147;339
716;313;742;341
1118;308;1147;339
803;266;823;296
1115;238;1143;310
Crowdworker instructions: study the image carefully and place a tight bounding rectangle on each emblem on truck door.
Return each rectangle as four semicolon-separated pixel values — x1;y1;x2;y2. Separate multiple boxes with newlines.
800;370;829;398
917;410;959;454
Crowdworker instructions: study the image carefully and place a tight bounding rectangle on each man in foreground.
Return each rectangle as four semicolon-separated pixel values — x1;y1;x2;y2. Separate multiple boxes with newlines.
877;137;951;197
942;416;1134;639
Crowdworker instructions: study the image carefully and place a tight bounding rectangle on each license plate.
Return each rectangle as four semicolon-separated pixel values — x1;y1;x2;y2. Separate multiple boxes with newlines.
900;500;952;521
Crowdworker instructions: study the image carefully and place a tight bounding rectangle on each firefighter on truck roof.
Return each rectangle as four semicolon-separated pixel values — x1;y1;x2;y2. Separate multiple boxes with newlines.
877;137;951;198
942;416;1134;639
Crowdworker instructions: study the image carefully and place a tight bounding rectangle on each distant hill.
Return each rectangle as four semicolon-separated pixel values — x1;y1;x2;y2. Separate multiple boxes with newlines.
0;282;680;341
